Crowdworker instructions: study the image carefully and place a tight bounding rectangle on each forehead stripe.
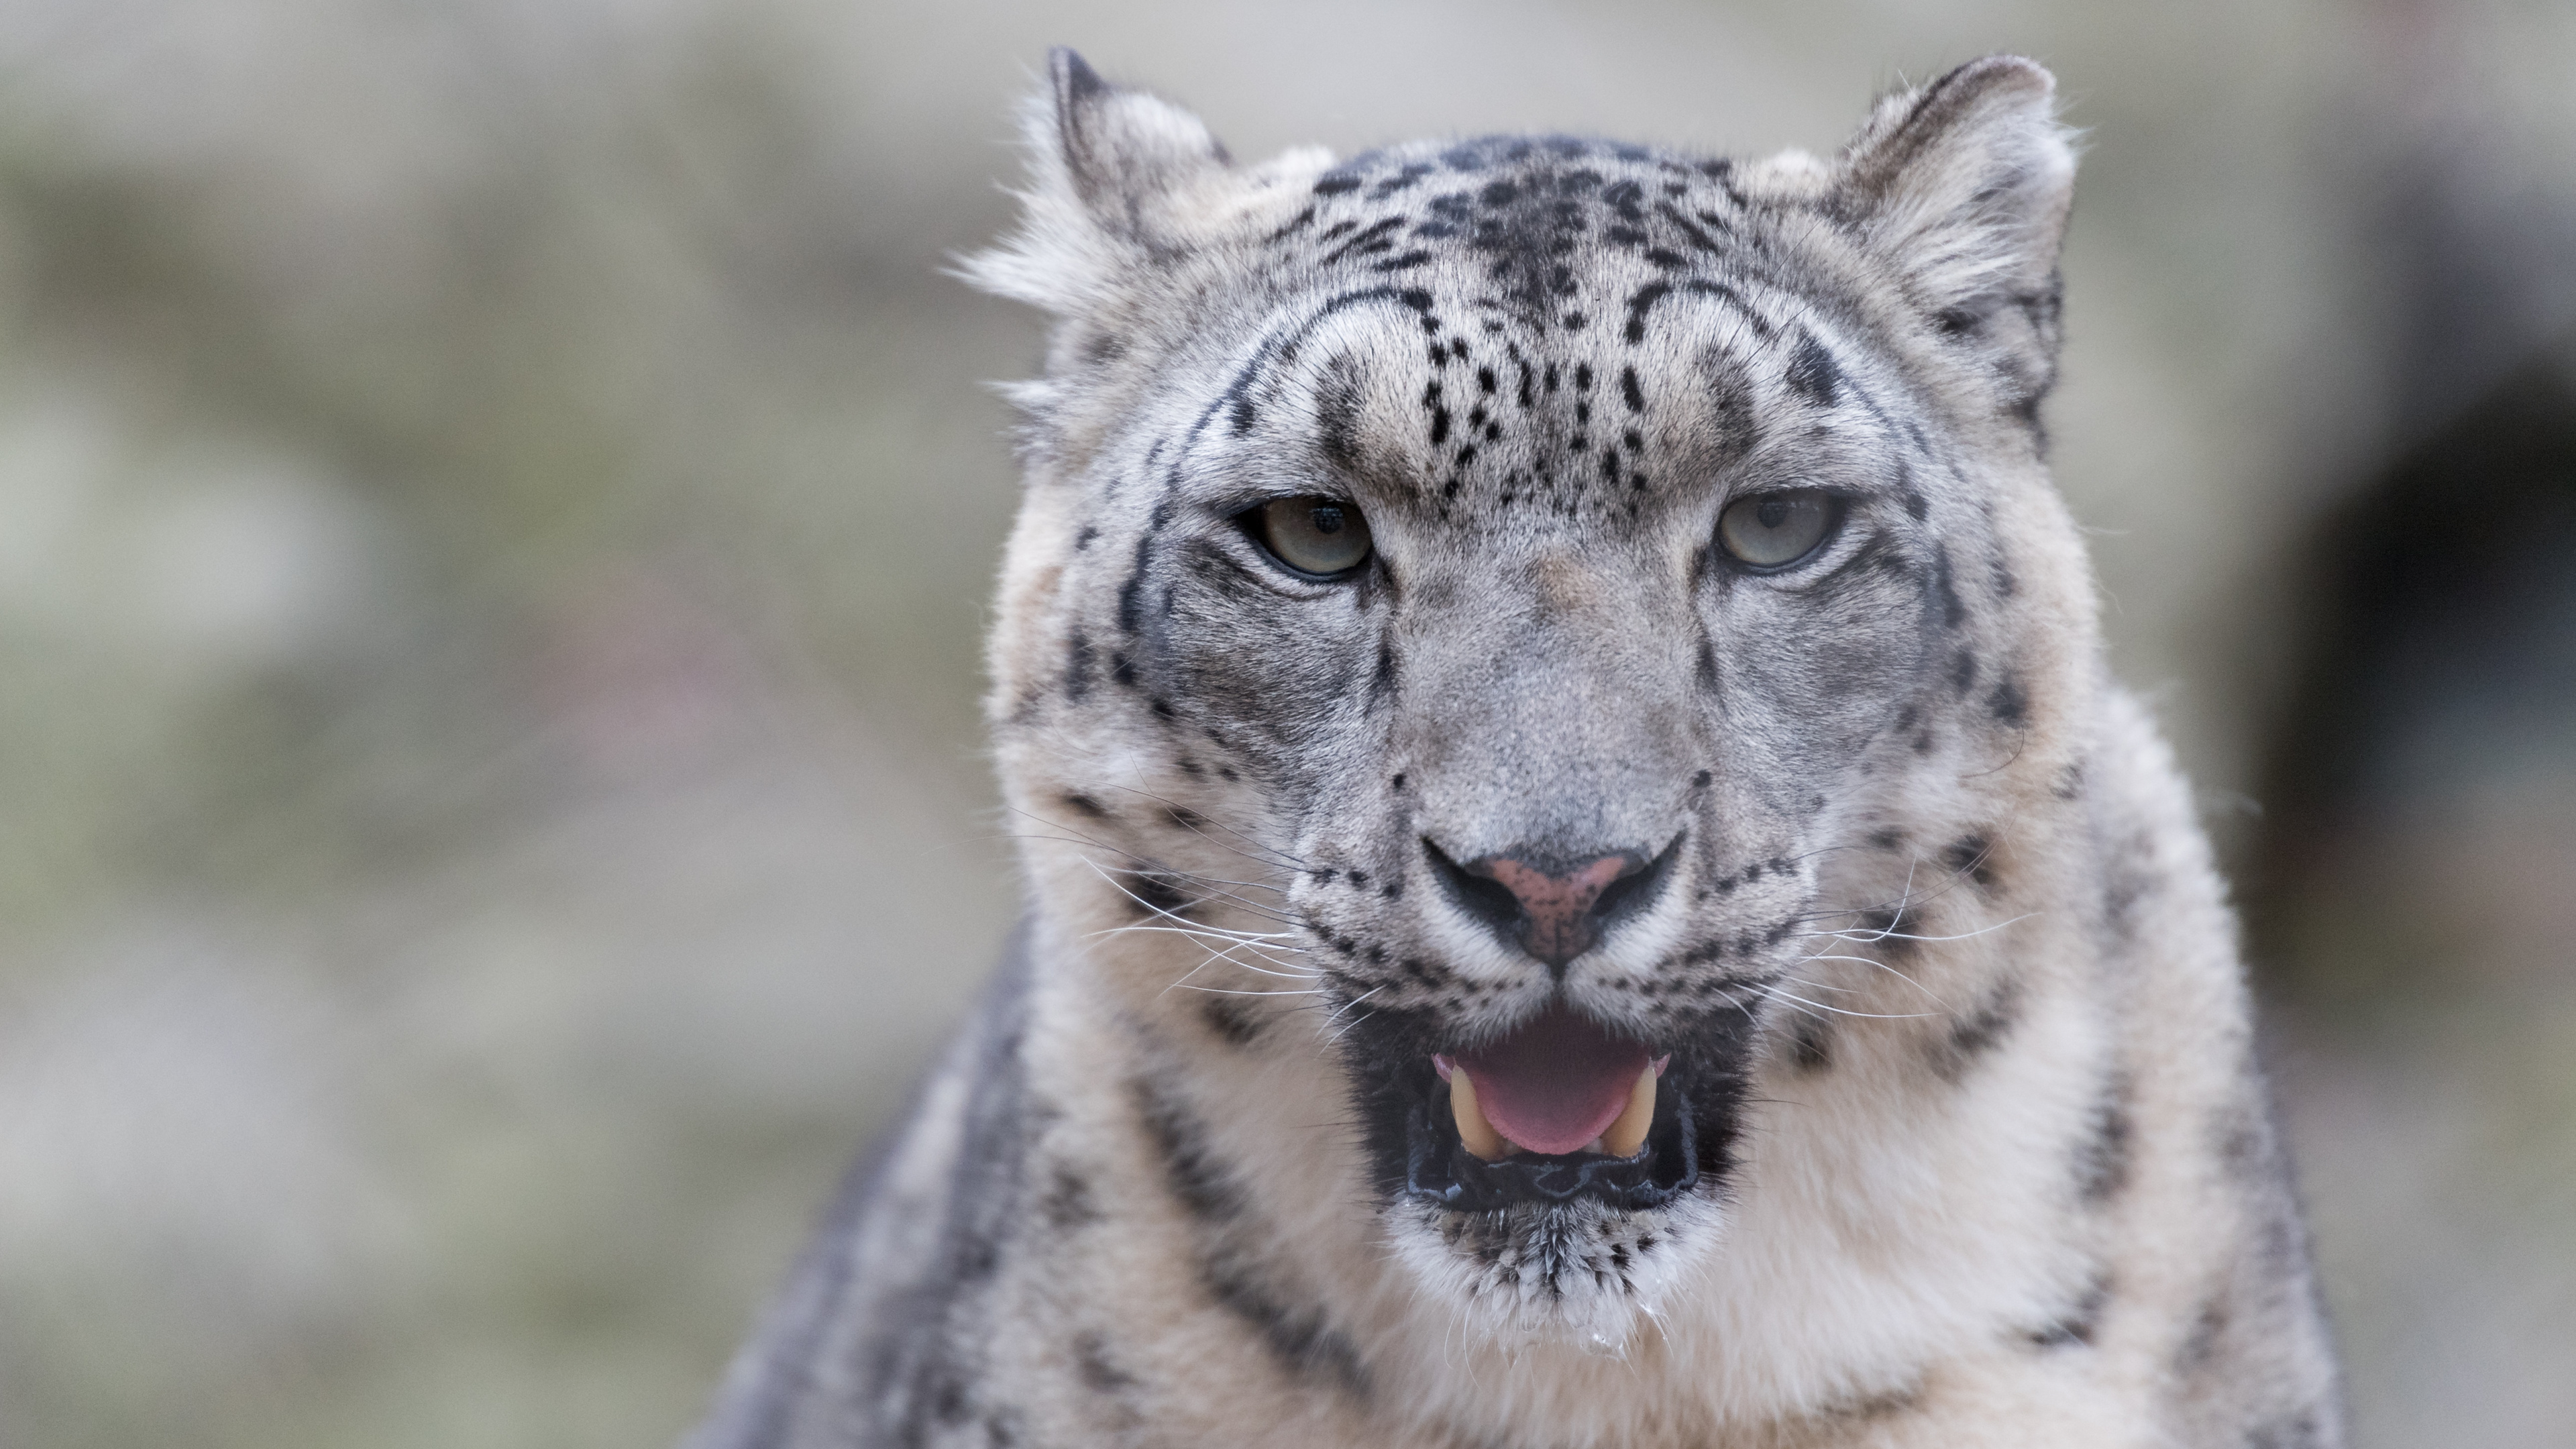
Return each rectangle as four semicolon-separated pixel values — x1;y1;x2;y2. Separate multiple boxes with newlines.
1623;276;1770;346
1187;286;1434;454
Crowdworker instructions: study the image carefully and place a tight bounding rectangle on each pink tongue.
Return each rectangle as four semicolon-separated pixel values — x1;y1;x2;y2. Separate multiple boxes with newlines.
1457;1005;1651;1157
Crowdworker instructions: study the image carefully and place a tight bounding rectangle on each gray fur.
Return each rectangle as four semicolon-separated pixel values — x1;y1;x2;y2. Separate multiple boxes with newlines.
690;51;2341;1447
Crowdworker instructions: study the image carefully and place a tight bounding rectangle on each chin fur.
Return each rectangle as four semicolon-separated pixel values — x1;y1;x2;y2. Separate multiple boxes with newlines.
1384;1193;1728;1352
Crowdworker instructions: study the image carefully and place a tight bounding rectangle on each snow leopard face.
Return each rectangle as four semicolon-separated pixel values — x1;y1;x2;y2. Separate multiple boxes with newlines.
973;52;2088;1341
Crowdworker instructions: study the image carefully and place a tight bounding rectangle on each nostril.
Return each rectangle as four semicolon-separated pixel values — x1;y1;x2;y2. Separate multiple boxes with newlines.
1424;839;1525;938
1591;835;1682;930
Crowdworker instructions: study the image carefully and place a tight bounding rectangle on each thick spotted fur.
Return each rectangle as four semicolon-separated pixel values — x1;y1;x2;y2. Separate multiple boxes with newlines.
690;50;2343;1448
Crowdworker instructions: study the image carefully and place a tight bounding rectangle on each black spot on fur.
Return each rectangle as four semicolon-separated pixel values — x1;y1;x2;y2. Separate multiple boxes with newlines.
2078;1074;2136;1204
1201;995;1264;1048
1989;675;2028;726
1619;365;1644;412
1119;871;1190;919
1943;833;1997;888
1199;1260;1372;1399
2025;1273;2111;1349
1950;647;1978;695
1623;280;1671;342
1134;1076;1243;1223
1042;1165;1102;1232
1790;1015;1833;1072
1318;378;1362;468
1116;535;1153;635
1786;334;1841;405
2215;1102;2273;1183
1059;792;1110;820
2176;1294;2229;1373
1065;631;1095;700
1072;1332;1137;1395
1932;547;1968;627
1320;215;1406;266
1821;1381;1925;1421
1857;904;1919;957
1933;974;2021;1081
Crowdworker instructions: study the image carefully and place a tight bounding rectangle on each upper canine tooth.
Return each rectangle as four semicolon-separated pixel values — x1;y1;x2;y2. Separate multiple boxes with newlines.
1600;1065;1657;1159
1449;1066;1509;1161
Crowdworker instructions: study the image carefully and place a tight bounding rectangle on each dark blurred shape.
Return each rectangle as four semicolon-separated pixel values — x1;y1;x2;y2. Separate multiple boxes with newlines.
2252;338;2576;1005
2247;84;2576;1010
2240;81;2576;1439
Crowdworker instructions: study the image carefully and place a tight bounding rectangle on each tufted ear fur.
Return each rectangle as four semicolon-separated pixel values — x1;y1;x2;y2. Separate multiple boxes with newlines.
964;50;1323;321
1050;49;1230;237
1833;56;2078;398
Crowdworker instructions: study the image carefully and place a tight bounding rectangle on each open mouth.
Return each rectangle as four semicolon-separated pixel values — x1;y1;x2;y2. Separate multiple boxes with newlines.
1386;1004;1704;1212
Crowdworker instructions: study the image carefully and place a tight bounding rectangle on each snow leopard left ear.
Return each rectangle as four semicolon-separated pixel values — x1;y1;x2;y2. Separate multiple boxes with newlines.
1833;56;2077;388
1047;48;1232;238
965;49;1293;318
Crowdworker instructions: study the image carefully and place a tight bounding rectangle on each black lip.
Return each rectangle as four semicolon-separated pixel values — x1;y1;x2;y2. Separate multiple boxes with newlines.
1401;1059;1698;1211
1342;1003;1760;1215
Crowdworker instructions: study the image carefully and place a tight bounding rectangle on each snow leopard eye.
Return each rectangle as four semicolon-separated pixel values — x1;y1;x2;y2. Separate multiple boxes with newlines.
1249;496;1374;578
1717;488;1839;569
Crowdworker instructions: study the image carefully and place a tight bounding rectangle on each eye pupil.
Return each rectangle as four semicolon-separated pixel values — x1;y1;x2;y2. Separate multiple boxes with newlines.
1756;498;1788;529
1310;505;1344;535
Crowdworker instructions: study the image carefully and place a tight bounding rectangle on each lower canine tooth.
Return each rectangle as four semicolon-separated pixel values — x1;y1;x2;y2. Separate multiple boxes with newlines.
1600;1065;1657;1159
1449;1067;1508;1161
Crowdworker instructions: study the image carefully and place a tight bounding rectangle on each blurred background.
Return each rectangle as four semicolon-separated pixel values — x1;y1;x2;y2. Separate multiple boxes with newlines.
0;1;2568;1444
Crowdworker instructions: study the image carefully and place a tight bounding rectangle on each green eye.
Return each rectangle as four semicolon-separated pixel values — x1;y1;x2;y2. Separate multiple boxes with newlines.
1253;496;1374;577
1717;489;1837;568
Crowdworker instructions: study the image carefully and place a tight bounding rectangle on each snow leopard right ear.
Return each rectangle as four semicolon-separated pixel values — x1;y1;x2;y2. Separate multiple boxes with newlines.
965;49;1308;317
1829;56;2078;400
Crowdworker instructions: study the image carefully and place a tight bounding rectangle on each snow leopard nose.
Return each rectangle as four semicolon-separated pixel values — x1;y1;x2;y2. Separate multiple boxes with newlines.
1426;842;1668;972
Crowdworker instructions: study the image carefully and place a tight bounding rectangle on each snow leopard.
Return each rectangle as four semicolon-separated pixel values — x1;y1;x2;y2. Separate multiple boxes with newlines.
688;50;2343;1449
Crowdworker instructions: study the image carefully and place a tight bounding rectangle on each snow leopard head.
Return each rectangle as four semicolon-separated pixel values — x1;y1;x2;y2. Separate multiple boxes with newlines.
971;50;2092;1343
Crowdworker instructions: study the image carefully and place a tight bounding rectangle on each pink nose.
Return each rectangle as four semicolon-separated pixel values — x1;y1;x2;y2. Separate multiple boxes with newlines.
1464;851;1649;966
